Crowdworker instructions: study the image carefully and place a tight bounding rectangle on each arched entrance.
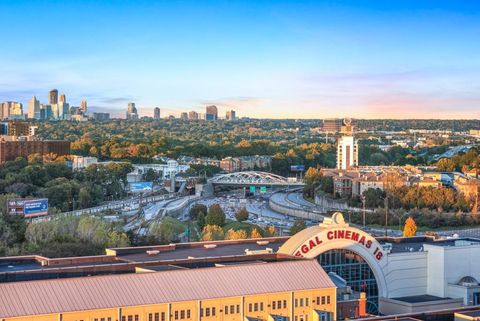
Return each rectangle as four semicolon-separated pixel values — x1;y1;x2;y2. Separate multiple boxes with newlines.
278;213;388;314
318;249;379;313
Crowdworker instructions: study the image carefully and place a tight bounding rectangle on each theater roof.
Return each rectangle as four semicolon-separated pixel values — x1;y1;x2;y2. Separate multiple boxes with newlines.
0;259;334;319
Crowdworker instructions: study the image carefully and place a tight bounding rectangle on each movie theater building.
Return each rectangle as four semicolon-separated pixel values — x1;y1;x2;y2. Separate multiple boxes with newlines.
278;213;480;315
0;260;339;321
2;212;480;318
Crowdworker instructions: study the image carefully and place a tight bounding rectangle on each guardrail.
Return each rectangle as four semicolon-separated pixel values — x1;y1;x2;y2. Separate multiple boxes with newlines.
269;191;325;221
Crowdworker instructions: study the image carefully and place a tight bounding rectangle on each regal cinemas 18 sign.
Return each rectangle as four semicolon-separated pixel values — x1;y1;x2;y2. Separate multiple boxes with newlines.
294;227;385;261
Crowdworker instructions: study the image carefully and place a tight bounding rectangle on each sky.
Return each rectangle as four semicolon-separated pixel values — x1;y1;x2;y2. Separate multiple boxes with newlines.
0;0;479;119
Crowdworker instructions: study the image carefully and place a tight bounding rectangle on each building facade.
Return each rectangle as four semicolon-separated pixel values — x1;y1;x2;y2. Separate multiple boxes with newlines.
336;136;358;170
154;107;161;120
127;103;139;120
206;105;218;121
0;260;338;321
0;140;70;163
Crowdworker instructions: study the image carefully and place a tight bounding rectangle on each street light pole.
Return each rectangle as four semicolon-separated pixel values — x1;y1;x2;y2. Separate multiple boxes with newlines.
384;196;389;237
361;195;366;227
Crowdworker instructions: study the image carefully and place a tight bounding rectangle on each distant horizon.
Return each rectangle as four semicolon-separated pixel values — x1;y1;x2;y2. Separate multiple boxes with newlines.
1;1;480;119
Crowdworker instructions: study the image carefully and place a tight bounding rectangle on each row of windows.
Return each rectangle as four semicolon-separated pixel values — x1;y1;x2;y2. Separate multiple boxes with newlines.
43;296;333;321
148;313;166;321
272;300;288;310
200;307;216;317
316;296;331;305
248;302;264;312
121;316;139;321
173;309;191;320
224;305;240;315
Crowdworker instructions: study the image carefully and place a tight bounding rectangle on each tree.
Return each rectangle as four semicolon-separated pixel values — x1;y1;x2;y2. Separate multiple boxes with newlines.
265;225;276;237
225;228;248;240
436;158;456;172
201;225;224;241
290;219;307;235
149;217;185;243
189;204;208;220
250;228;263;239
197;212;206;230
206;204;226;227
403;216;417;237
235;208;249;222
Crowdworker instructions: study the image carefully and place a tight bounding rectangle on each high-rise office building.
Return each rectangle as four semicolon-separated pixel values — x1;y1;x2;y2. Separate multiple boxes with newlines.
188;111;199;120
154;107;160;120
59;93;66;103
180;112;188;120
27;96;41;119
49;89;58;105
92;112;110;121
336;135;358;170
205;105;218;121
323;118;343;133
226;110;236;120
126;102;139;120
80;99;87;113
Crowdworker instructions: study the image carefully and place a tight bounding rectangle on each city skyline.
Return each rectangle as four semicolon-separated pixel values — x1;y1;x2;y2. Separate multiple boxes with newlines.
1;1;480;119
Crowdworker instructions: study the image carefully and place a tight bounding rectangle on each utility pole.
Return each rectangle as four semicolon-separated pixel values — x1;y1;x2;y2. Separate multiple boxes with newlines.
362;195;366;227
384;196;389;237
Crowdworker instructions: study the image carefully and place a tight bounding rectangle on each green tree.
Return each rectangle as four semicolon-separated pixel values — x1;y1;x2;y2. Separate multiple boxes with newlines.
235;208;249;222
290;219;307;235
189;204;208;220
206;204;226;227
436;158;456;172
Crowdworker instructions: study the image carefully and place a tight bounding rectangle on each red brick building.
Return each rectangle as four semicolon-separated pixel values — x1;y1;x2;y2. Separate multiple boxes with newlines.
0;140;70;163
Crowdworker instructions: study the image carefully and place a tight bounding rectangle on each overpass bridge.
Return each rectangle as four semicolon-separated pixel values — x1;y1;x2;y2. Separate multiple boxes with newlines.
208;171;304;187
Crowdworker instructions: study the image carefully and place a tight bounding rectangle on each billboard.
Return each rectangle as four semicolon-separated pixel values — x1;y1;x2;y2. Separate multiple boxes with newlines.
290;165;305;172
260;186;267;193
7;198;49;218
249;186;256;193
129;181;153;192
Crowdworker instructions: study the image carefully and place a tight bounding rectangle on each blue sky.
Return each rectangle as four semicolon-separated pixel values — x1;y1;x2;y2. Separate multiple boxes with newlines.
1;0;479;118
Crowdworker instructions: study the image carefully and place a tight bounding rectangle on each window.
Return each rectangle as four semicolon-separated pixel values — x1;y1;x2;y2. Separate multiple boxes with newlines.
273;301;276;309
327;296;331;304
236;305;240;314
300;298;304;307
175;311;179;320
225;306;229;315
212;307;216;316
101;318;105;321
260;302;264;311
249;303;252;312
187;310;191;319
316;297;320;305
155;313;159;321
149;314;153;321
306;298;309;306
135;316;139;321
206;308;210;317
180;310;185;320
161;312;165;321
283;300;287;309
230;305;234;314
295;299;298;307
254;303;258;312
128;316;132;321
122;317;126;321
278;300;282;309
321;296;326;304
